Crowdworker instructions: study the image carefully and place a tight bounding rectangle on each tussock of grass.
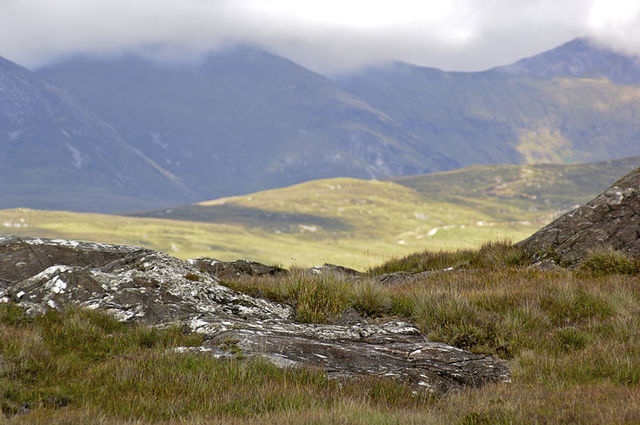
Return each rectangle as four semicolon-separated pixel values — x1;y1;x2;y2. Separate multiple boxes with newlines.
0;304;435;424
579;247;640;277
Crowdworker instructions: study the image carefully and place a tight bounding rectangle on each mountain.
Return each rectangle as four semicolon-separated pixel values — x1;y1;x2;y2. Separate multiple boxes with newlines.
0;56;192;212
494;37;640;84
37;47;456;202
336;38;640;166
5;38;640;212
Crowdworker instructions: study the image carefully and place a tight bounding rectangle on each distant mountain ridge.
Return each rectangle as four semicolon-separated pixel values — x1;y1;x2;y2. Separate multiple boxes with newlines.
337;38;640;166
2;37;640;212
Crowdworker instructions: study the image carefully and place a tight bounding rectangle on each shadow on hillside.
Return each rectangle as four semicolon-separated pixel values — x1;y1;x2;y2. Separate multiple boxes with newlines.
132;204;352;233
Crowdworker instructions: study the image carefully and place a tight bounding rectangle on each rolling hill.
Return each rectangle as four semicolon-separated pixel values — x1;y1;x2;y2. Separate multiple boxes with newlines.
2;157;637;269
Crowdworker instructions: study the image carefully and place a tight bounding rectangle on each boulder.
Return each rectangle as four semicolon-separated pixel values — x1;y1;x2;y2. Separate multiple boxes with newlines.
0;235;510;394
516;167;640;265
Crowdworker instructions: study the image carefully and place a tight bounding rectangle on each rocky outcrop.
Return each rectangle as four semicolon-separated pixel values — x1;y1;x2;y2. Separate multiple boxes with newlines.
517;167;640;265
0;235;509;394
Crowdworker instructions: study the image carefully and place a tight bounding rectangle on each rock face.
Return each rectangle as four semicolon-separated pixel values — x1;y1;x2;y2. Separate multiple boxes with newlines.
0;235;509;394
517;167;640;265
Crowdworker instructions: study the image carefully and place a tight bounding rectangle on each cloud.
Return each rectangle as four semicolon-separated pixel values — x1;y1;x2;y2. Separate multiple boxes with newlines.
587;0;640;55
0;0;639;74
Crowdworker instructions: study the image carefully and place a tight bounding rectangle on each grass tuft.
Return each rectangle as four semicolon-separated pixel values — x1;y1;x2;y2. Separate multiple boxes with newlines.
579;247;640;276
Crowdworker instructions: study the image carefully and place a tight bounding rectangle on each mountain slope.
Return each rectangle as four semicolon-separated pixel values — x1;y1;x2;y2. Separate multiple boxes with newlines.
336;38;640;167
0;56;192;212
37;47;456;201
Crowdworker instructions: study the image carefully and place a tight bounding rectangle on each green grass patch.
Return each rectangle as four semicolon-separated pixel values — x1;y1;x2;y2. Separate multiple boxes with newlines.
371;240;528;274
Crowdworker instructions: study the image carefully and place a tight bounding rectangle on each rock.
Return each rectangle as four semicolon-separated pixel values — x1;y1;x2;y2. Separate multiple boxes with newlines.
189;258;288;280
516;167;640;266
0;236;145;285
0;236;510;394
308;263;363;279
375;268;455;286
0;236;291;323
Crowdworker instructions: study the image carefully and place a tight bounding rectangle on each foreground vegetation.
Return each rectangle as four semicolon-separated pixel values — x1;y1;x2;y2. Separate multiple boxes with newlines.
2;242;640;423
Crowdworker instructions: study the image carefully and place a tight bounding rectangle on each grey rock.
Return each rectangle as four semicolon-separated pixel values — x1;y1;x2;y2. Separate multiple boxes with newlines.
308;263;364;279
517;167;640;266
375;268;455;286
0;236;510;394
190;258;288;281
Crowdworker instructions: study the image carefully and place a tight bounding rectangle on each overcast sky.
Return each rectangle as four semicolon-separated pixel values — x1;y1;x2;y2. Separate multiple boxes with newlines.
1;0;639;74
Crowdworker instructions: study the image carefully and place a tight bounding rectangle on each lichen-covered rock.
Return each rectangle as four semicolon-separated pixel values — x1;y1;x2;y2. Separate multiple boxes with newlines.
307;263;363;279
375;268;455;285
0;236;510;394
189;258;288;280
0;236;292;322
516;167;640;265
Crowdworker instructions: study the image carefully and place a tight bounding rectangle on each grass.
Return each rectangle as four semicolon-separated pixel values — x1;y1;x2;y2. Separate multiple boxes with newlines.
0;200;533;272
2;242;640;423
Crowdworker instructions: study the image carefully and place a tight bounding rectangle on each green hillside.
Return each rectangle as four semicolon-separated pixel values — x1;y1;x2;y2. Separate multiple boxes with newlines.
3;158;635;270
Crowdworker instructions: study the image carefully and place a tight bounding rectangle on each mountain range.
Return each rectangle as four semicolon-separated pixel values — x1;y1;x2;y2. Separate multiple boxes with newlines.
1;37;640;212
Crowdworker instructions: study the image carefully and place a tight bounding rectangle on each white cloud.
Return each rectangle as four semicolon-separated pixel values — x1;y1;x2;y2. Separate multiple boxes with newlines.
587;0;640;55
0;0;638;74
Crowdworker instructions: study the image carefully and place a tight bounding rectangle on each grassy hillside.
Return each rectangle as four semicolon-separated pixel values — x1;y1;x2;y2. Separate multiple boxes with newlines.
2;158;636;270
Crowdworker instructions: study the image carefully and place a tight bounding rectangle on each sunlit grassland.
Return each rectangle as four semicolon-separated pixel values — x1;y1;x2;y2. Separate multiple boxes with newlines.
0;179;538;269
0;205;534;270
